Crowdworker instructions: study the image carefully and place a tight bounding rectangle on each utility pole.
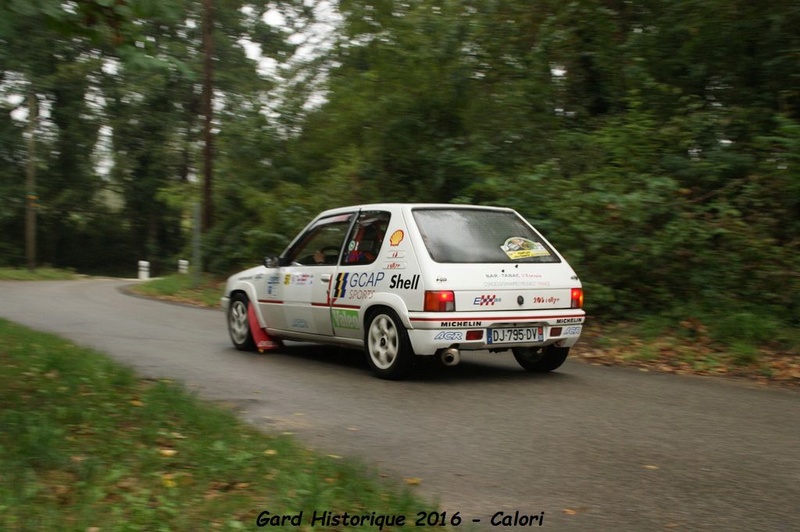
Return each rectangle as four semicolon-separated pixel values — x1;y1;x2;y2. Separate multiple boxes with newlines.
25;89;38;270
201;0;214;233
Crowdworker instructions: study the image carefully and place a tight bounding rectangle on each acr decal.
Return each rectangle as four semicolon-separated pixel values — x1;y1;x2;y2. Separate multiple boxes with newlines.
383;261;406;270
386;250;406;259
389;229;405;246
441;321;482;327
331;308;360;330
563;325;582;336
388;273;420;290
474;294;501;306
434;331;463;341
333;272;386;298
500;237;551;260
291;318;309;329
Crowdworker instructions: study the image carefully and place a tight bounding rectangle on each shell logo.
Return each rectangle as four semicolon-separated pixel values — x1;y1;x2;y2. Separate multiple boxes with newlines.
389;229;405;246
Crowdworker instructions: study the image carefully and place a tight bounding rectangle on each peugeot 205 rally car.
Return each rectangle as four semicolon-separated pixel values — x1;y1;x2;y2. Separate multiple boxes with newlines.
221;204;585;379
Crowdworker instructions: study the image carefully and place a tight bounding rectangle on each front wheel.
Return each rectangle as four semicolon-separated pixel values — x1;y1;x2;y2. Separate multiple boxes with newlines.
365;309;414;380
513;345;569;372
228;294;256;350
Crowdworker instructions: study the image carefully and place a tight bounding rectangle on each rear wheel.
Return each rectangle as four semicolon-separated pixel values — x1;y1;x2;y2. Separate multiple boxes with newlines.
513;345;569;372
365;309;413;380
228;294;256;350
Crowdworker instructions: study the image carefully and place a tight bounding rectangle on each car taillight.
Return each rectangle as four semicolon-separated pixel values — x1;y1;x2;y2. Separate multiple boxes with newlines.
424;291;455;312
571;288;584;309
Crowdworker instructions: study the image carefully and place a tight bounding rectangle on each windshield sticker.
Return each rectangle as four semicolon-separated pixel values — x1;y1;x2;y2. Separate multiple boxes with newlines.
501;237;551;260
389;230;405;246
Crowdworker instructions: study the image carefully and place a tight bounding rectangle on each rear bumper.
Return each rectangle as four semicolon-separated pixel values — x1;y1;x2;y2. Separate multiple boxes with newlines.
406;310;585;355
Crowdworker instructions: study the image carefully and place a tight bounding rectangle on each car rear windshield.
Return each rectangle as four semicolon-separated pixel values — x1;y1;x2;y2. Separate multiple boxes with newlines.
412;208;560;264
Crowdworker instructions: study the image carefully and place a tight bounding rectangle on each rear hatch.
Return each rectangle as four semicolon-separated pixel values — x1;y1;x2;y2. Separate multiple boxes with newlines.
409;206;581;313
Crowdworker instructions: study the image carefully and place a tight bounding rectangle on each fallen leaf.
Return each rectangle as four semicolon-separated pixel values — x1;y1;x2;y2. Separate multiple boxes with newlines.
263;449;277;456
563;508;577;515
159;449;178;457
130;399;144;407
404;477;422;485
643;464;659;470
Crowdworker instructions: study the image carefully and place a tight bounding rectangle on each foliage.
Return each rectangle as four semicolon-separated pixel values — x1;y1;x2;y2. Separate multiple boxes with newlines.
1;0;798;330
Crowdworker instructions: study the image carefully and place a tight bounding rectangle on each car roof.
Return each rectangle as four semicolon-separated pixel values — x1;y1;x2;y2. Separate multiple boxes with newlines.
317;203;515;217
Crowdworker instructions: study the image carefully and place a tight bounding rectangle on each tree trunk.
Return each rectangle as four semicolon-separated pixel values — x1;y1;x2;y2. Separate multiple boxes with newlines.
25;89;38;270
201;0;214;233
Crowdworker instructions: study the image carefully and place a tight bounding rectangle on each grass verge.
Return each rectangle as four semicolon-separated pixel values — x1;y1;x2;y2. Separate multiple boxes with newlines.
0;319;448;530
0;268;76;281
574;318;800;387
127;273;225;308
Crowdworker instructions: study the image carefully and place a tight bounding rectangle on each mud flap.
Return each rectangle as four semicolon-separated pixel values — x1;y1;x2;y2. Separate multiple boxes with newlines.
247;302;282;352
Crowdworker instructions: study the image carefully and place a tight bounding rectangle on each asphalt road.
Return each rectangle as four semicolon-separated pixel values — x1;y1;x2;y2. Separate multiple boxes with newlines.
1;279;798;531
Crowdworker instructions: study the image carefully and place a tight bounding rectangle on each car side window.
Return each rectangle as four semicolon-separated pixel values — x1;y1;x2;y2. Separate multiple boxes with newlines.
343;211;390;266
286;214;353;266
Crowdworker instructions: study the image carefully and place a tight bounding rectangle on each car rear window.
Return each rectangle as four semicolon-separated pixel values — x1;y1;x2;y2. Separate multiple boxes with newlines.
412;208;560;264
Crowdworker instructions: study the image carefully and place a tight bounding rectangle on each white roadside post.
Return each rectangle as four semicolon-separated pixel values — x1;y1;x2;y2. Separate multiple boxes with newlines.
138;260;150;280
178;260;189;274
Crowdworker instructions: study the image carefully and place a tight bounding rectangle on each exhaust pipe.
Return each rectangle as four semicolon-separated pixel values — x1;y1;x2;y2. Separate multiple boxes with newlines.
440;347;461;367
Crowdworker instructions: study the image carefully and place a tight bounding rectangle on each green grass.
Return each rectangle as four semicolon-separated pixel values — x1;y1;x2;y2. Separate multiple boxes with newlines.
0;319;448;531
0;267;76;281
128;273;226;308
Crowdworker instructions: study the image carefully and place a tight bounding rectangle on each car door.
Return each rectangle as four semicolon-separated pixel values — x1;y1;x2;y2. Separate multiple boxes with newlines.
330;210;391;340
277;213;354;336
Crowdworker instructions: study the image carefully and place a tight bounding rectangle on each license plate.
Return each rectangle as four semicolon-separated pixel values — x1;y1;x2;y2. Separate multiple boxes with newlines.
487;327;542;344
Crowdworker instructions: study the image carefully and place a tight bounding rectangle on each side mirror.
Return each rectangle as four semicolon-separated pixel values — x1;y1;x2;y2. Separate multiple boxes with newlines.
264;256;281;268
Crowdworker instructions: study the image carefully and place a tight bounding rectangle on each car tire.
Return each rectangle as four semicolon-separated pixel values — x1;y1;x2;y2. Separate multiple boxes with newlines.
365;308;414;380
228;293;256;351
513;345;569;372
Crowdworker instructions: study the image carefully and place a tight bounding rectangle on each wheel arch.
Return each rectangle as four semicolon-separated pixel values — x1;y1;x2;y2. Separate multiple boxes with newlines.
360;293;411;330
227;282;265;328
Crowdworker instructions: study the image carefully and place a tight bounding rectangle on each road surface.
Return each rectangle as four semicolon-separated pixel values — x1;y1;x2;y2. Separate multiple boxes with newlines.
0;279;797;531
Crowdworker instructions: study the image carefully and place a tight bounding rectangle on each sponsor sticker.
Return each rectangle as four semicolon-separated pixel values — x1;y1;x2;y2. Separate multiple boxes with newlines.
434;331;463;341
501;237;551;260
474;294;501;306
388;273;420;290
284;273;315;286
383;261;406;270
389;230;405;246
333;271;385;298
331;308;360;330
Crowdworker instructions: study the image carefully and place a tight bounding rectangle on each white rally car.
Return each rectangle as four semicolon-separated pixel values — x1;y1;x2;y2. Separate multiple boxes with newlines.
221;204;585;379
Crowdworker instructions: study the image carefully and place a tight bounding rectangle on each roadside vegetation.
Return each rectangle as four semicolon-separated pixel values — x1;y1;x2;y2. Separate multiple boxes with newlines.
0;318;448;530
0;268;76;281
126;273;225;308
